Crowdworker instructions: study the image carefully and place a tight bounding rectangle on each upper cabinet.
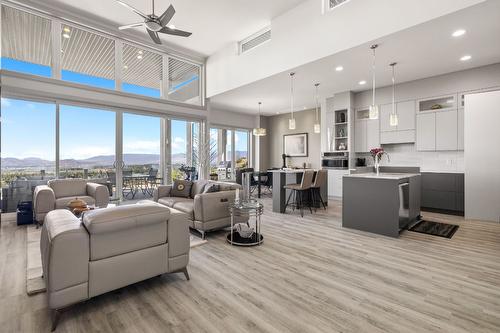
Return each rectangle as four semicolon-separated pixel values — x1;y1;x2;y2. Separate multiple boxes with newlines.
416;94;461;151
355;108;379;152
380;100;416;144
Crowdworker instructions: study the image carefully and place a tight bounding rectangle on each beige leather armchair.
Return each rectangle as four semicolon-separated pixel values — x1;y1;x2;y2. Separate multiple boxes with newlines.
34;178;109;223
41;202;190;330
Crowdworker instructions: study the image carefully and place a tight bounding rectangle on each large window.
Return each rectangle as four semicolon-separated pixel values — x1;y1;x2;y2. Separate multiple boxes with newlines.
59;105;116;181
209;128;250;181
1;98;56;213
61;25;115;89
168;57;201;105
1;6;52;77
171;120;200;182
1;5;204;106
122;44;162;98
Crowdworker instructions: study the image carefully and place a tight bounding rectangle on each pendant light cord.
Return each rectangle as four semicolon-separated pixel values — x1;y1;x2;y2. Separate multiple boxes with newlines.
371;45;377;106
290;72;295;119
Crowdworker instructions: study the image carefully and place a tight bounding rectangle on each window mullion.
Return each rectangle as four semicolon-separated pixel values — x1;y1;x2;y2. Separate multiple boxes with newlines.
51;19;61;79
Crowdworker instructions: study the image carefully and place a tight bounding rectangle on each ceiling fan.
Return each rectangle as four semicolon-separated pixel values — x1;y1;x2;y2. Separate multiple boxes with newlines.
115;0;192;44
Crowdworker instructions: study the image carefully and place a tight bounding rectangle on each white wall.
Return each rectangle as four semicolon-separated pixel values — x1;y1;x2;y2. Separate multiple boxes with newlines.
464;90;500;222
351;63;500;172
206;0;484;98
207;106;258;129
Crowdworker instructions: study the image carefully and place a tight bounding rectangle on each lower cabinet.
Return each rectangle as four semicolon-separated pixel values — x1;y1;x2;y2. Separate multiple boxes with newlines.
421;172;464;213
327;169;349;198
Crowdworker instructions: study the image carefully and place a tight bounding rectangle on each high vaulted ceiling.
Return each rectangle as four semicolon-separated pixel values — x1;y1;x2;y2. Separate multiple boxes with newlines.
209;0;500;115
25;0;306;57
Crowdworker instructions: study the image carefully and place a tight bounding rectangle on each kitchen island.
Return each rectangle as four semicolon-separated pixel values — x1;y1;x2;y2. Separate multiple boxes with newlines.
342;172;421;237
271;169;328;213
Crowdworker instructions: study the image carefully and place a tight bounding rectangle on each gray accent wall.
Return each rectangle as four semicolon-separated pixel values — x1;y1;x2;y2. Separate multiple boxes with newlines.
264;109;321;170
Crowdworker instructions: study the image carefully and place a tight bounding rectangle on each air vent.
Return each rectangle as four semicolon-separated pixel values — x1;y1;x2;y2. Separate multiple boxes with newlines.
329;0;351;10
239;28;271;54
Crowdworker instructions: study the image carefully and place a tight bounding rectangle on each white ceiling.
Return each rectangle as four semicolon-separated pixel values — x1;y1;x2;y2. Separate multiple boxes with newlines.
209;0;500;115
31;0;306;57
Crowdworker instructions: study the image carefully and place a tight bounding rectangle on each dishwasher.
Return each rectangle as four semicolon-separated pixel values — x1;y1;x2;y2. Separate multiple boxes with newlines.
398;182;410;230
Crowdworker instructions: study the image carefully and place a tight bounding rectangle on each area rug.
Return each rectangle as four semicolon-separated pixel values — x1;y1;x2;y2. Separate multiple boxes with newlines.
26;225;207;296
409;220;459;239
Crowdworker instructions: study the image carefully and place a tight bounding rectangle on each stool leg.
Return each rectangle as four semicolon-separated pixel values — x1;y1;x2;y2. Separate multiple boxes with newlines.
284;190;293;213
317;188;327;210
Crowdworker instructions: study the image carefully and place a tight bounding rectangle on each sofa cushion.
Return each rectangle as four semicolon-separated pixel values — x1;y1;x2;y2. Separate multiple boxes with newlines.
170;180;193;198
49;179;87;198
190;179;209;198
213;181;240;192
82;203;170;261
172;201;194;218
55;196;96;210
158;197;193;208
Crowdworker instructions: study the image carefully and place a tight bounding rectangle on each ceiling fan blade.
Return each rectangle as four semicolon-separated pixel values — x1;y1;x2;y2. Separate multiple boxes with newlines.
159;5;175;27
119;22;144;30
159;26;192;37
147;29;162;44
115;0;148;20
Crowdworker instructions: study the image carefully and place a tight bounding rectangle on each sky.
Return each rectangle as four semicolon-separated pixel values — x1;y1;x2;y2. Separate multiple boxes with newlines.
1;58;249;163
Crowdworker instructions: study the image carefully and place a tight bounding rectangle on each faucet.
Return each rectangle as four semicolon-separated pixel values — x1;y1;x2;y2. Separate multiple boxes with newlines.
374;151;390;175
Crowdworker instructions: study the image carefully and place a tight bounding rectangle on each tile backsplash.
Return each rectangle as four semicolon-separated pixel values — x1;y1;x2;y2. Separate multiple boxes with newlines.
359;144;464;172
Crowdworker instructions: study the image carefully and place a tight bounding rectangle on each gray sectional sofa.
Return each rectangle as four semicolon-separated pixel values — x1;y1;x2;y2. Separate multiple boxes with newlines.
154;179;242;238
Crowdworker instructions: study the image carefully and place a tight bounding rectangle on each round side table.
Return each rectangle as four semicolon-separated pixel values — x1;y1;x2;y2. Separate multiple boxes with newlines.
227;200;264;246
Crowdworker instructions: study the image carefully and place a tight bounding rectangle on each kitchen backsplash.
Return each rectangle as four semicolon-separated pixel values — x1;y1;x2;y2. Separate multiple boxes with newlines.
359;144;464;172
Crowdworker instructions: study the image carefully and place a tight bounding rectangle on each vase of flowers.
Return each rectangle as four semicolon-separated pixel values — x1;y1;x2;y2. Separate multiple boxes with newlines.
370;147;390;175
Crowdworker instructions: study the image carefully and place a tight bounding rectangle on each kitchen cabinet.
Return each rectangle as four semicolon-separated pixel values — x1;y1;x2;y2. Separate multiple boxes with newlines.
355;119;379;152
379;101;416;144
458;108;464;150
416;113;436;151
421;172;464;213
327;169;348;198
436;110;458;150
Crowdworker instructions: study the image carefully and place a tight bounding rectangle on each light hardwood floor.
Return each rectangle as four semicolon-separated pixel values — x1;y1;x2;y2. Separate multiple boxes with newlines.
1;198;500;332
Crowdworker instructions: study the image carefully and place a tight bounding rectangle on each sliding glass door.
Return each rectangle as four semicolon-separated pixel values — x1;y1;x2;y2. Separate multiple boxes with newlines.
1;98;56;213
170;119;200;182
209;127;250;181
59;104;116;197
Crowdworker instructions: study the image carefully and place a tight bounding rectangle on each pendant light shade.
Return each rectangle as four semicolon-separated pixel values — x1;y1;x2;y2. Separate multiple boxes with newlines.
289;72;296;130
313;83;321;133
369;44;379;120
253;102;267;136
389;62;399;127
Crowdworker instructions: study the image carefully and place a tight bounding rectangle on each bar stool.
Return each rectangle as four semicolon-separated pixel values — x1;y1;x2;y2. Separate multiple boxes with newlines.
284;170;315;217
310;169;327;211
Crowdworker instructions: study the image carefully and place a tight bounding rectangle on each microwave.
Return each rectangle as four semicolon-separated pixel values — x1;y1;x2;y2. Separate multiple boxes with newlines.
322;159;348;168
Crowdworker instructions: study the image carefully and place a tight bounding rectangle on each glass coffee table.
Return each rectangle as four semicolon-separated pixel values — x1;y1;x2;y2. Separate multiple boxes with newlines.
227;200;264;246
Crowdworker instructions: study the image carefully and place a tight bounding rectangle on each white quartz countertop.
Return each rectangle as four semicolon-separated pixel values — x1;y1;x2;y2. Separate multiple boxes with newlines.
269;169;319;173
344;172;420;180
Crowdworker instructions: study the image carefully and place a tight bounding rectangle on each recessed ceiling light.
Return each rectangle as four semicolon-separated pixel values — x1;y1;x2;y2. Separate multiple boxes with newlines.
62;33;71;39
452;29;466;37
123;65;128;69
359;80;367;85
460;55;471;61
169;24;176;30
137;55;143;59
63;27;71;33
335;66;344;72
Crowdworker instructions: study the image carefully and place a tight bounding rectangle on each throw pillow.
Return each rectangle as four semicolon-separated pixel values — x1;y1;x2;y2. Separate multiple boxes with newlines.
203;183;220;194
171;180;193;198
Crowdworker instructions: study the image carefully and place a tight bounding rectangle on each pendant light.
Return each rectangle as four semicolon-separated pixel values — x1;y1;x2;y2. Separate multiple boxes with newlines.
389;62;399;127
313;83;321;133
289;72;296;130
369;44;379;120
253;102;267;136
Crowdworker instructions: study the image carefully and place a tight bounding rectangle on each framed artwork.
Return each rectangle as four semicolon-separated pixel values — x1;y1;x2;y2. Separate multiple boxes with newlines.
283;133;308;157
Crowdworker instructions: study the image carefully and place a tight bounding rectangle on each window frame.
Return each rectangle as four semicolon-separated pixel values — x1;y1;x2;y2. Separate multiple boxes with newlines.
0;3;205;107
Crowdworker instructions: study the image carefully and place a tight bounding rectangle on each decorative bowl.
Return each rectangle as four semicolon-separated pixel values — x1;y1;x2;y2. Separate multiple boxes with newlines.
234;223;254;238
